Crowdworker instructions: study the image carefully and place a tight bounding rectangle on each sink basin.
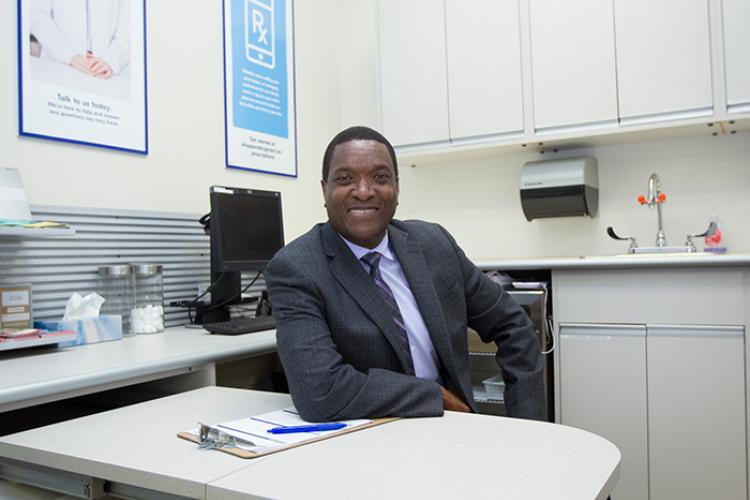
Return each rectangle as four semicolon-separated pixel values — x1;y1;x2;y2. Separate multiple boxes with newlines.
612;252;719;258
630;246;695;254
579;252;721;259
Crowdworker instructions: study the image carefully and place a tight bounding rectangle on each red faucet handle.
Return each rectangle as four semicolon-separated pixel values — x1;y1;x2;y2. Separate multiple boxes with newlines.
658;193;667;203
637;195;647;205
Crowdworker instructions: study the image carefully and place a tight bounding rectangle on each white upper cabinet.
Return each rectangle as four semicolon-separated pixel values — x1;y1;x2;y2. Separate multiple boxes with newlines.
722;0;750;112
614;0;713;123
378;0;450;147
445;0;524;140
376;0;746;155
529;0;618;132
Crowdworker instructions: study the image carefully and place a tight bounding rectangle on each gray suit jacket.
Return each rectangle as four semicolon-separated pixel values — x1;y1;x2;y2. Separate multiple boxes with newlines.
265;220;546;421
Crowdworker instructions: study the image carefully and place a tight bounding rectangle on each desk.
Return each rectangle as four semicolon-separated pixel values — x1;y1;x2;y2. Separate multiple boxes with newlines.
0;326;276;413
0;386;620;499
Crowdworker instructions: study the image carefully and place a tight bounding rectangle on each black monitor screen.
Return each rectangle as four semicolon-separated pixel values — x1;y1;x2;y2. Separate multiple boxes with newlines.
210;187;284;272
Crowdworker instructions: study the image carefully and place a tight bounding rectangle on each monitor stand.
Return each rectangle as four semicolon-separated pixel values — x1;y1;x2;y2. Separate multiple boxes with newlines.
196;270;240;324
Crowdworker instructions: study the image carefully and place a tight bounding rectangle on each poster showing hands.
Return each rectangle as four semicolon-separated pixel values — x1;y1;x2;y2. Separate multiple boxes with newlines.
18;0;148;154
223;0;297;177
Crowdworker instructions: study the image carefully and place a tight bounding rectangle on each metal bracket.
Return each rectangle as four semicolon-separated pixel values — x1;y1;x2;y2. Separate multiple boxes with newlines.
0;457;105;499
0;457;191;499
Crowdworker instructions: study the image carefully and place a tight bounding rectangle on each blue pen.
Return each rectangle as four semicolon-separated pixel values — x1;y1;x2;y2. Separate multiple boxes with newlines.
267;423;347;434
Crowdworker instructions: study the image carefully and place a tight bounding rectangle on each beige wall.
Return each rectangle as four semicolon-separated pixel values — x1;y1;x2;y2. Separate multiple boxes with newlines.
0;0;341;242
394;133;750;259
2;1;748;260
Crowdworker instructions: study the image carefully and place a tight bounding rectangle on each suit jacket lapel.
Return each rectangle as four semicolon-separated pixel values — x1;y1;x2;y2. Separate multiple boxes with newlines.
321;223;415;373
388;225;462;391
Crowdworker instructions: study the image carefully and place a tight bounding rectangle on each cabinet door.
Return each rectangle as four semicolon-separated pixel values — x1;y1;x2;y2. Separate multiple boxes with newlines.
445;0;523;141
559;323;648;500
378;0;450;147
722;0;750;112
647;325;746;500
528;0;618;132
614;0;713;123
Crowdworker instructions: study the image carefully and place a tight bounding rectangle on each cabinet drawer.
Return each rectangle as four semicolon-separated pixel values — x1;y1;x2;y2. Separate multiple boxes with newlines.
553;268;744;325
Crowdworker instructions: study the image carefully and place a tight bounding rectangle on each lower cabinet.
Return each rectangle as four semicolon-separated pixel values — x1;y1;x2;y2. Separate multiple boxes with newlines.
647;325;746;500
560;324;648;500
560;323;746;500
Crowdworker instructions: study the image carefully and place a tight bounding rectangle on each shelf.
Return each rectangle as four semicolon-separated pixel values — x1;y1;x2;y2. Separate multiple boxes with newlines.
396;114;750;166
0;226;75;238
0;332;77;352
474;396;505;405
468;351;495;357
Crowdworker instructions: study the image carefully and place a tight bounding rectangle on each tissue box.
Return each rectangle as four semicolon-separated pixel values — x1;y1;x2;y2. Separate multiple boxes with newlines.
34;315;122;347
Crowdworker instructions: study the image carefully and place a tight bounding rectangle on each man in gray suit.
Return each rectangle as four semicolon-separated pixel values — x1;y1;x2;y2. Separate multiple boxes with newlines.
265;126;545;422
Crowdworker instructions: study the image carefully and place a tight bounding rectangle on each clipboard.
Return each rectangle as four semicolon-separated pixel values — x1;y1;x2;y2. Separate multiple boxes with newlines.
177;408;398;459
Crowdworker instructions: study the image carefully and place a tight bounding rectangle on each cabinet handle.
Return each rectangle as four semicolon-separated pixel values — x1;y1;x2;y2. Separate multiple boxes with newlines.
619;107;713;127
647;324;744;339
559;323;646;337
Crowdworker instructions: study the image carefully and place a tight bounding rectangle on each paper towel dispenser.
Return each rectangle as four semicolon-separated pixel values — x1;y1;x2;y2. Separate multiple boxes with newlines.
520;157;598;221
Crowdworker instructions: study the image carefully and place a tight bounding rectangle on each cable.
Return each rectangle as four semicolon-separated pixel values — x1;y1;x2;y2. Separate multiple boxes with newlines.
542;316;556;355
171;273;228;325
169;273;227;310
541;287;556;355
191;273;227;306
201;271;263;313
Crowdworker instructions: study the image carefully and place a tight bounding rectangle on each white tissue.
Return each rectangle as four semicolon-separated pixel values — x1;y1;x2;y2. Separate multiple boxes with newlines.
63;292;105;320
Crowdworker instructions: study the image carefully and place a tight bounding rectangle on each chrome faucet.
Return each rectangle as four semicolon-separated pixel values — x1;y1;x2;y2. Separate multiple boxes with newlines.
638;173;667;247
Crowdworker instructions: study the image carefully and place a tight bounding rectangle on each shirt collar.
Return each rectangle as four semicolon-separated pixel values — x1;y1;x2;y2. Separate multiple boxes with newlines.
340;232;394;262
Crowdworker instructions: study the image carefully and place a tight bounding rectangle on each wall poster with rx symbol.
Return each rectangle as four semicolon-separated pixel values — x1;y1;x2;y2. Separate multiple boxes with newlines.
223;0;297;177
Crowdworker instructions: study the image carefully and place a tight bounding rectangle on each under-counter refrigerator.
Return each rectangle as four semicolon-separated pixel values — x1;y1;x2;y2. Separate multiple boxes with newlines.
468;287;554;421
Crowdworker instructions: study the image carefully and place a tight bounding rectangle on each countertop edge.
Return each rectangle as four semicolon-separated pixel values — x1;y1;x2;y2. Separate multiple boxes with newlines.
0;328;277;410
475;253;750;270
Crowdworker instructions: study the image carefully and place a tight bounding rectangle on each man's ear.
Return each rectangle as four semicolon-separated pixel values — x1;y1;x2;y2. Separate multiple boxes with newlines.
321;180;327;207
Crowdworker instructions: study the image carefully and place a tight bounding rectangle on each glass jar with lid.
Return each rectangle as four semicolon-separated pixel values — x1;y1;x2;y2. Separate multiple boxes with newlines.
97;265;135;336
131;263;164;334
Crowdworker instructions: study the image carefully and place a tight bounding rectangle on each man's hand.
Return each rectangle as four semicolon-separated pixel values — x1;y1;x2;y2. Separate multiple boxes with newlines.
70;54;93;75
86;54;113;79
440;386;470;413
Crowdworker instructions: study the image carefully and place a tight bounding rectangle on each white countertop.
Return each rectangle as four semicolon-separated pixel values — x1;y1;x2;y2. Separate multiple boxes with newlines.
0;326;276;412
209;405;620;500
476;252;750;271
0;386;621;500
0;387;290;499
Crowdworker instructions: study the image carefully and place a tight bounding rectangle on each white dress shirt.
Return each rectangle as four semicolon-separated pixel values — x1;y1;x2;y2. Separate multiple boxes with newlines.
341;233;443;383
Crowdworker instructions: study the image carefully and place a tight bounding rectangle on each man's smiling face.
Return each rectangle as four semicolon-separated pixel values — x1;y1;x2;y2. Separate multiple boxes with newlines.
322;139;399;249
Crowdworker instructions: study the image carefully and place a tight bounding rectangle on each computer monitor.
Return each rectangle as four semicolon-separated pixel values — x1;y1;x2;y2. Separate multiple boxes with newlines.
204;186;284;323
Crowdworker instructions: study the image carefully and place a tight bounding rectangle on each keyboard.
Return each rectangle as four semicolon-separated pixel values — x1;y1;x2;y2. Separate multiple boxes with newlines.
203;315;276;335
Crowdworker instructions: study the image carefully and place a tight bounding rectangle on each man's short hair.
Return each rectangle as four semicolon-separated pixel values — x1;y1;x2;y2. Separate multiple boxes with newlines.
321;126;398;182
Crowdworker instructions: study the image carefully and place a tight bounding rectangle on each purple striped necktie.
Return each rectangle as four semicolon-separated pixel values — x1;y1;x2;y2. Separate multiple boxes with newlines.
361;251;415;374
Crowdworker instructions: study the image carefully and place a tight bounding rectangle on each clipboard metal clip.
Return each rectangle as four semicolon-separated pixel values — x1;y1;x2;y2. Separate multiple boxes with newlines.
198;422;256;450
